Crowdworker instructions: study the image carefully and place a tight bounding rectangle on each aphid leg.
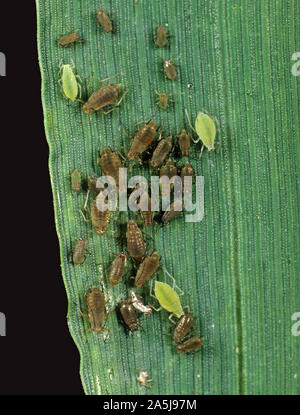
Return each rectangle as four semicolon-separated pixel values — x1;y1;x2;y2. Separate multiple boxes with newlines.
136;117;152;126
77;305;87;319
163;266;184;296
141;230;154;241
149;280;162;311
114;88;129;107
199;144;204;158
149;304;162;312
102;327;110;342
98;73;120;86
83;190;91;211
101;88;129;115
79;208;90;222
121;124;131;139
184;108;197;136
76;78;82;100
168;314;178;325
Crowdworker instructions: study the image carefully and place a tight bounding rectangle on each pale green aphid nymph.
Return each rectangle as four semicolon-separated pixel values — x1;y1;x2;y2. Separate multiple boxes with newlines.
59;62;81;101
194;111;216;151
154;281;184;318
185;109;217;152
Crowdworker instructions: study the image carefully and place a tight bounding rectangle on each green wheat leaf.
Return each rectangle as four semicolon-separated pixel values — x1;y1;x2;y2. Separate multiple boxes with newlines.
36;0;300;395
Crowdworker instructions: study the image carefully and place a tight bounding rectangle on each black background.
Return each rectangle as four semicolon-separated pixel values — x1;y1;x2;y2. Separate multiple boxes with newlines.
0;2;83;394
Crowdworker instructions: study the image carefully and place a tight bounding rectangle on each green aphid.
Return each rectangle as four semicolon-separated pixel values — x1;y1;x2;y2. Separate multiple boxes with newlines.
185;109;217;154
194;112;216;151
59;62;81;102
154;281;184;318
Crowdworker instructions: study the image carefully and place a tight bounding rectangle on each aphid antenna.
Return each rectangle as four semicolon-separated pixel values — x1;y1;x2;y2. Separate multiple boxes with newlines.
98;73;121;86
83;189;91;211
184;108;197;137
121;123;131;141
163;266;184;296
86;73;95;94
79;208;90;222
149;279;162;312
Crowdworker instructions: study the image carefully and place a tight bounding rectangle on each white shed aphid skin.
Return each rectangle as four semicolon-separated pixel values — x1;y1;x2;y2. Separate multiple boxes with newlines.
130;290;152;315
59;60;82;102
136;370;152;388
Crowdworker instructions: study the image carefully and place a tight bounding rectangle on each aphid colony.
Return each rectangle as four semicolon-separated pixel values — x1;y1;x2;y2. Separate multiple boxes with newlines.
58;9;220;387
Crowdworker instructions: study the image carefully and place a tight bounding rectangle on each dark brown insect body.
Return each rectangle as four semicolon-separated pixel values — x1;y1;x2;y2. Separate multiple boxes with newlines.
160;159;177;180
73;239;87;265
181;162;194;179
98;148;123;187
173;312;194;343
156;91;171;110
120;300;138;331
109;253;127;286
181;162;194;195
177;337;204;353
126;221;146;261
127;121;158;160
149;136;173;168
85;287;106;333
58;31;79;47
87;176;100;194
140;192;153;227
178;129;191;157
134;252;160;287
155;26;167;48
163;59;177;80
82;83;121;115
71;169;81;193
162;199;183;224
91;196;110;236
160;160;178;197
96;9;113;33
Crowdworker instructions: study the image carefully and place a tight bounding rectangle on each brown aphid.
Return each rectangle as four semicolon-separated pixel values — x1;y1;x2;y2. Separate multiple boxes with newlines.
98;148;123;187
163;59;177;81
73;239;87;265
173;312;194;344
109;253;127;287
96;9;113;33
181;162;194;180
91;195;110;236
137;370;152;388
71;169;81;193
127;121;158;160
134;252;160;287
160;159;178;197
149;136;173;168
155;90;171;110
162;199;183;224
140;191;154;227
181;162;194;195
85;287;106;333
155;26;167;48
58;31;79;47
177;337;204;353
87;176;100;194
82;83;122;115
160;159;177;180
126;220;146;261
120;300;138;331
178;129;191;157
